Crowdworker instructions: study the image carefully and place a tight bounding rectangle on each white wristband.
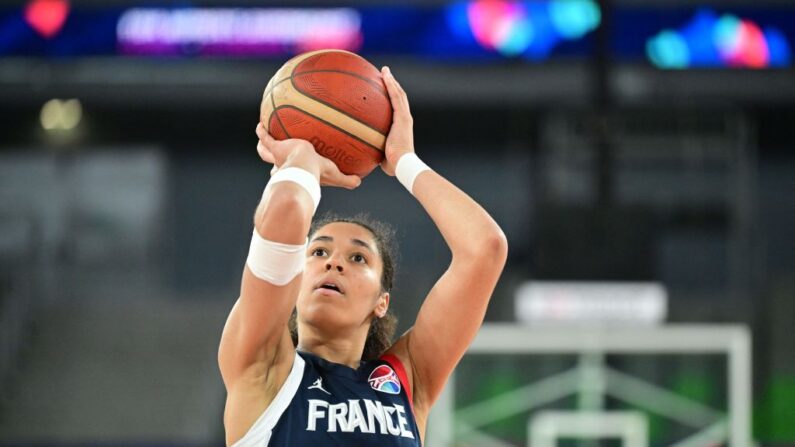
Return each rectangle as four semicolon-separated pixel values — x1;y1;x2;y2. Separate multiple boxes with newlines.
263;167;321;213
395;153;430;195
246;230;306;286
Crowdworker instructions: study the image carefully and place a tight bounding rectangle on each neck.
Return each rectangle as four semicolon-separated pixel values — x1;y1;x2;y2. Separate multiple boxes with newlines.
297;324;369;369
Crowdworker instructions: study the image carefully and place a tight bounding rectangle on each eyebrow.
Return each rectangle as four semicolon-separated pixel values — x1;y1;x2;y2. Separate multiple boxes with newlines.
310;235;374;253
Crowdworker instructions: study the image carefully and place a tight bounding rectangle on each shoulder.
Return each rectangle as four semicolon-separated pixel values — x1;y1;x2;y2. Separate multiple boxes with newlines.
383;333;430;428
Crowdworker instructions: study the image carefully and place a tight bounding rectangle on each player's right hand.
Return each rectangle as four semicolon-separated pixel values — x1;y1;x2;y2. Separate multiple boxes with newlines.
256;123;361;190
380;66;415;177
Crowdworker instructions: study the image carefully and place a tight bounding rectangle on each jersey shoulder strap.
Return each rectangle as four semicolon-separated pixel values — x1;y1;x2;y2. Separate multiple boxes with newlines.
379;353;414;412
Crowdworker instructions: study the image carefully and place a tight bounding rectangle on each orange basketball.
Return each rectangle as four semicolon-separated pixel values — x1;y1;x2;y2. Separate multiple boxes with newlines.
260;50;392;178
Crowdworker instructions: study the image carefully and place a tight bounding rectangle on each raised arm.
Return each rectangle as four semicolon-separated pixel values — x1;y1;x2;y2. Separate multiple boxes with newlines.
380;67;509;413
218;132;360;387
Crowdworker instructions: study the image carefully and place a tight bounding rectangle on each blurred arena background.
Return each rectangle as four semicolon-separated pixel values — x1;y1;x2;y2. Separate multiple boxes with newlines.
0;0;793;445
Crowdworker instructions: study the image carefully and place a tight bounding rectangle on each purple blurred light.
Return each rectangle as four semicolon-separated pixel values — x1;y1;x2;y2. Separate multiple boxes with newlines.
116;8;362;56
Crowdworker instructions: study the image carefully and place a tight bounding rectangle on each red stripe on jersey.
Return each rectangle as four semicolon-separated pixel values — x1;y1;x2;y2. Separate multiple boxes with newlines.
379;354;414;414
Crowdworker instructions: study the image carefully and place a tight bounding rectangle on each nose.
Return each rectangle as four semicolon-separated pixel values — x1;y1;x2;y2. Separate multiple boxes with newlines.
325;257;344;273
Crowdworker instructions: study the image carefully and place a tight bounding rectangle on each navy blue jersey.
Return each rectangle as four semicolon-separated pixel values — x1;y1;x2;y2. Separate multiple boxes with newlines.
233;350;422;446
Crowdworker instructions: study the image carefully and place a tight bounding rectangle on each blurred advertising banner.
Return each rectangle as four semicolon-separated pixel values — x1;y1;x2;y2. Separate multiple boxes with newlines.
3;1;793;68
117;8;363;56
515;281;668;326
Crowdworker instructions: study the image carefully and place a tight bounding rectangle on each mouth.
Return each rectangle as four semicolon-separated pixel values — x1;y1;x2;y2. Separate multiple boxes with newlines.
315;280;344;295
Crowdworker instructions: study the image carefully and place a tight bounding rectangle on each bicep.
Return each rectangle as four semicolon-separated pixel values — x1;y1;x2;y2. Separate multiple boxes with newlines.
406;249;506;405
218;267;300;386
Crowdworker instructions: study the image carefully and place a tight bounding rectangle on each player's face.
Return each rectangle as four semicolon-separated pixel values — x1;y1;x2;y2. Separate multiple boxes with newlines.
297;222;387;334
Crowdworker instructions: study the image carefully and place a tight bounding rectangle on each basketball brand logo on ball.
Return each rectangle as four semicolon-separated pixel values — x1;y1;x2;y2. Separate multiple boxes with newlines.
260;49;392;178
368;365;401;395
309;136;362;170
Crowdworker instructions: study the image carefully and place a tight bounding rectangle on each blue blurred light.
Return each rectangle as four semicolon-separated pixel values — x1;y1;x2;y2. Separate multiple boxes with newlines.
521;1;560;60
0;12;30;54
446;1;475;43
713;14;741;55
678;9;722;66
548;0;600;39
444;0;600;61
500;16;534;56
647;29;690;69
647;7;791;68
765;27;792;66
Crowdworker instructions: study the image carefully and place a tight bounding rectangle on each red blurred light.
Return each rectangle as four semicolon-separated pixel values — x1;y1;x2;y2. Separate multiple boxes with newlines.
24;0;70;39
733;20;770;68
468;0;522;51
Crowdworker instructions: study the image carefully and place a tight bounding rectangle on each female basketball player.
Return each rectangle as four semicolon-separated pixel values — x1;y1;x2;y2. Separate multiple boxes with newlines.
218;66;508;446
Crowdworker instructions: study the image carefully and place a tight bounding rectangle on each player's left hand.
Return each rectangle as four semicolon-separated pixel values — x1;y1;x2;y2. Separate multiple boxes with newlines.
380;66;415;177
256;123;361;190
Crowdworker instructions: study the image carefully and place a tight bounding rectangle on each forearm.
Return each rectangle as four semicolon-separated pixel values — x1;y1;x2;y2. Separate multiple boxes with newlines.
253;148;322;245
395;166;508;406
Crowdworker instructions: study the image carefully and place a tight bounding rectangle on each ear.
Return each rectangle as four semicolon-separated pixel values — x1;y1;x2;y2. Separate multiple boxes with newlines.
374;292;390;318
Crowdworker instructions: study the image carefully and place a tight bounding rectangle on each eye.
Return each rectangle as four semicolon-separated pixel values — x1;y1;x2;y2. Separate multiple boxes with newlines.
312;247;328;257
351;253;367;264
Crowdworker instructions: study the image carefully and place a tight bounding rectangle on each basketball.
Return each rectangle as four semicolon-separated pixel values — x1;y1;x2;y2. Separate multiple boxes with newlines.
260;49;392;178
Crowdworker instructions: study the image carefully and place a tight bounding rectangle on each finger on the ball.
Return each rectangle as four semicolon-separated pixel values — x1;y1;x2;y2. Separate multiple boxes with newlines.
384;76;397;94
384;83;400;109
385;78;408;111
256;142;275;163
329;170;360;189
379;159;395;176
382;68;397;89
256;124;274;142
260;141;276;159
345;175;362;189
384;67;402;91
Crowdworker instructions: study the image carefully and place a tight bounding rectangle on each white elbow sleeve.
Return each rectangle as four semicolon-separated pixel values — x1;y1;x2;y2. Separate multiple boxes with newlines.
247;167;317;285
263;167;321;214
246;230;307;286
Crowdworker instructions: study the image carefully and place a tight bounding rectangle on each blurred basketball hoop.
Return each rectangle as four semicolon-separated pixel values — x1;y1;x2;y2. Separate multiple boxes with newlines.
426;323;752;447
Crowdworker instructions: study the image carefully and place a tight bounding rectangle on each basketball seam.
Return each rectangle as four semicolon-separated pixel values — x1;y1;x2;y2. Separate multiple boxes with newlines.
270;73;386;149
293;70;388;99
263;77;292;103
289;70;390;136
274;105;382;153
271;91;291;139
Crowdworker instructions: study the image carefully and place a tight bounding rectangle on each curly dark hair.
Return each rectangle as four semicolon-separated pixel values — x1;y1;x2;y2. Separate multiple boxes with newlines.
289;213;399;361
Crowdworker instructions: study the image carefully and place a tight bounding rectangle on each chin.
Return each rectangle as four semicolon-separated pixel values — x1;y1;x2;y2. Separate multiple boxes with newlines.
298;299;350;331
